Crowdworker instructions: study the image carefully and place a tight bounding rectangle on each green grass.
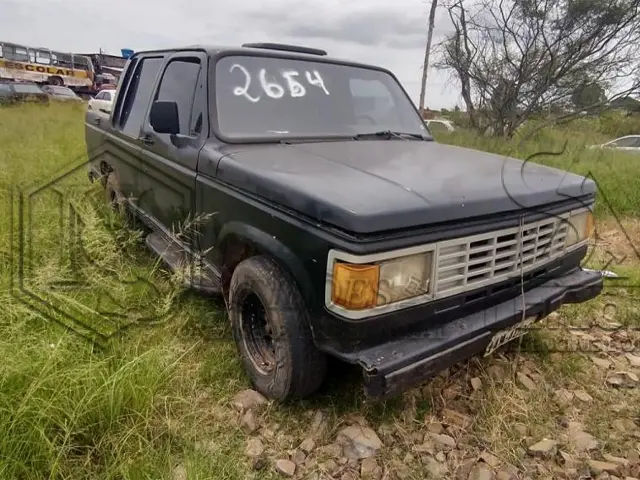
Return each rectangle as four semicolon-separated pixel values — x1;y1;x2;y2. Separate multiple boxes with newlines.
1;103;639;479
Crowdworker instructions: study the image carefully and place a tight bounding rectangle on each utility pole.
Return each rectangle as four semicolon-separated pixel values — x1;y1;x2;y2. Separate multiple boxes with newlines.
419;0;438;114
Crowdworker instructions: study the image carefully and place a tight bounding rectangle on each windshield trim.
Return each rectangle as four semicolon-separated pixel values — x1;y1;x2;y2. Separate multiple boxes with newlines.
209;50;433;144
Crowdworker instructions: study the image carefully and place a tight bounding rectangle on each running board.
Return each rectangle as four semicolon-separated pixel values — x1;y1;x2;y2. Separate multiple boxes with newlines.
145;231;222;295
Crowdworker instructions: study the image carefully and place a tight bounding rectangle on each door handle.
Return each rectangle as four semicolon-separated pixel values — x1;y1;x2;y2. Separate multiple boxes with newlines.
92;117;100;125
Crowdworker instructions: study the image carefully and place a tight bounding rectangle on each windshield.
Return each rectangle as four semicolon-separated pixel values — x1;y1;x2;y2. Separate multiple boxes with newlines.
50;86;75;96
214;55;429;140
13;84;43;94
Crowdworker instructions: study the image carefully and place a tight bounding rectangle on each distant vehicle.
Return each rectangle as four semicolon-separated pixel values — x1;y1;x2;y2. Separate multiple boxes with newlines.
588;135;640;152
0;81;49;104
425;119;456;133
0;41;96;95
41;85;84;102
88;89;115;113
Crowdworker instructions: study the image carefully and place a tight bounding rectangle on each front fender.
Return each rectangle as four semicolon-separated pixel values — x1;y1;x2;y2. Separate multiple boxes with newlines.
217;221;316;307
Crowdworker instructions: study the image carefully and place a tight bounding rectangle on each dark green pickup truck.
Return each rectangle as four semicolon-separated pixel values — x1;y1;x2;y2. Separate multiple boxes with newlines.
85;42;603;401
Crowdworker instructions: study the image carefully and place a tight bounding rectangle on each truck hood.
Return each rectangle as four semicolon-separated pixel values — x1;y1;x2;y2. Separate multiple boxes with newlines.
216;139;596;234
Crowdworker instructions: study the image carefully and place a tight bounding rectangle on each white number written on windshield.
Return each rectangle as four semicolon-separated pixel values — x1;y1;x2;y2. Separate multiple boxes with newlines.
229;64;330;103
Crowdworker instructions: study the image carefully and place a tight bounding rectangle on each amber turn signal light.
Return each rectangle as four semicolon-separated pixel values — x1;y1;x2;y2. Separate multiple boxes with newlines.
331;263;380;310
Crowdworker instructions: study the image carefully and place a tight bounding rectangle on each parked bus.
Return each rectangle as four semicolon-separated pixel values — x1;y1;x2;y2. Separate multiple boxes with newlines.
0;41;96;94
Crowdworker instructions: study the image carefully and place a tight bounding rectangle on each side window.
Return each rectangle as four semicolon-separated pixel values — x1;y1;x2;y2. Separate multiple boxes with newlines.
95;92;105;100
57;54;73;69
35;50;51;65
611;137;638;148
118;57;163;137
153;58;202;136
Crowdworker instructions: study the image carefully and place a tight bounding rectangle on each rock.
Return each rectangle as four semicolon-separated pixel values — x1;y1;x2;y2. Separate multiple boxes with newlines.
607;371;639;388
559;450;580;469
554;389;574;405
413;441;436;455
310;410;329;439
442;408;473;429
241;409;259;433
603;454;630;467
424;455;447;478
588;460;620;475
528;439;557;459
625;353;640;367
469;464;495;480
517;372;536;391
471;377;483;391
299;438;315;454
426;417;445;434
430;433;457;449
291;449;306;465
495;471;517;480
336;425;383;460
573;390;594;403
455;458;478;480
391;459;412;479
377;423;396;443
360;457;381;479
613;418;637;432
592;357;613;369
250;457;266;471
627;449;640;464
232;389;267;412
319;459;338;474
567;425;600;452
479;451;501;468
246;438;265;457
514;424;528;436
317;443;343;459
172;464;187;480
275;459;296;477
487;365;506;380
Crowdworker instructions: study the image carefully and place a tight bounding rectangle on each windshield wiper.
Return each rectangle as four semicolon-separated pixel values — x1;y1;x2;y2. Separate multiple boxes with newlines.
355;130;427;141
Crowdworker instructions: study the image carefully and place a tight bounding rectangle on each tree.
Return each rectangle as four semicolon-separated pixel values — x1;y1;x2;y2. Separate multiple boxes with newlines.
419;0;439;113
572;80;607;111
437;0;640;137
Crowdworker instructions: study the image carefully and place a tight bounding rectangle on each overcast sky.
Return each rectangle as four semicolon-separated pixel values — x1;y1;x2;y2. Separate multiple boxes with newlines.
1;0;462;110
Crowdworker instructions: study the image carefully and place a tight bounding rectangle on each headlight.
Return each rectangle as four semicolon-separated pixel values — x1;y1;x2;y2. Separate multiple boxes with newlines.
565;210;594;247
331;252;433;310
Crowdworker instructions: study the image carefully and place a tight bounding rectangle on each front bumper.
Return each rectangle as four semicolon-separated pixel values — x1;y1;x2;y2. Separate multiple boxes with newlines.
345;267;603;399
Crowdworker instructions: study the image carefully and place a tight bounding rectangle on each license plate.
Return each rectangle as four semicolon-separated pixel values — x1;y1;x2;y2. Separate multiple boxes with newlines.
484;316;537;357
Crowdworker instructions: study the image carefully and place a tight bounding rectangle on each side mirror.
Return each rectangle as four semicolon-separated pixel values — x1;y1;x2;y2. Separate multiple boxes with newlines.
150;101;179;135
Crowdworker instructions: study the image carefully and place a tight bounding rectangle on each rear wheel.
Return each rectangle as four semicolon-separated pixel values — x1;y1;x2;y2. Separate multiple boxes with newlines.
228;255;327;401
48;76;63;86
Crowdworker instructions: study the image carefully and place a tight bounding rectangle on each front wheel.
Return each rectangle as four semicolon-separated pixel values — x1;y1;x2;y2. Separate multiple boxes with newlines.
228;255;327;401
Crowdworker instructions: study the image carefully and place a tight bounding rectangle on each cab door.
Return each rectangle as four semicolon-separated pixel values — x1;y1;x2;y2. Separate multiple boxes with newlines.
136;51;208;243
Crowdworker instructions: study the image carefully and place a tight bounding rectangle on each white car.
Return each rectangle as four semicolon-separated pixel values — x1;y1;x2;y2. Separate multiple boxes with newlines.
88;89;115;114
589;135;640;152
425;119;456;133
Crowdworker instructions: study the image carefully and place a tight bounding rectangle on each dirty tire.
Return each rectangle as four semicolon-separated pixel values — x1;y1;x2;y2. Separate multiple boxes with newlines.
48;76;63;86
229;255;327;401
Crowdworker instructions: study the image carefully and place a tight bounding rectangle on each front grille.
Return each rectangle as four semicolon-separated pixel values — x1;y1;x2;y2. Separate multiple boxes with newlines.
433;215;569;299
